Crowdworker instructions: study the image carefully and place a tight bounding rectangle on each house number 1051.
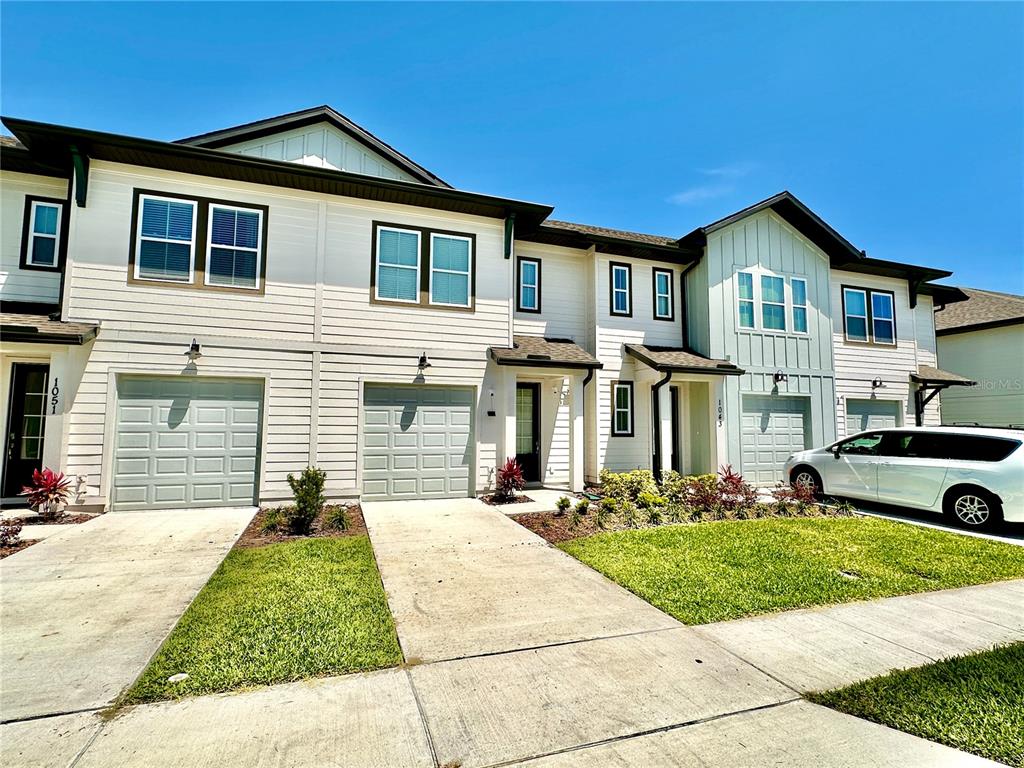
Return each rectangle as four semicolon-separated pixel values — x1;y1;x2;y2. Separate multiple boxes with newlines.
51;378;60;415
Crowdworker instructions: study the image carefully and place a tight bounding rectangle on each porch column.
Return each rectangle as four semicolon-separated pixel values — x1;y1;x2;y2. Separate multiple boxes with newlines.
656;379;673;481
569;373;584;492
709;377;728;472
501;367;517;467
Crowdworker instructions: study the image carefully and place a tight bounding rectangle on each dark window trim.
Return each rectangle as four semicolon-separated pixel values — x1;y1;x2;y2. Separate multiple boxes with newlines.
516;256;542;313
841;284;897;347
127;188;269;295
19;195;68;272
609;261;632;317
652;267;674;321
370;221;477;313
610;380;635;437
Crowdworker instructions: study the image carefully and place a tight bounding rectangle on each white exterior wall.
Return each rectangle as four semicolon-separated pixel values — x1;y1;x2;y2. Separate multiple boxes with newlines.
221;123;418;182
511;241;589;344
831;270;939;435
59;161;509;506
938;324;1024;426
1;170;67;303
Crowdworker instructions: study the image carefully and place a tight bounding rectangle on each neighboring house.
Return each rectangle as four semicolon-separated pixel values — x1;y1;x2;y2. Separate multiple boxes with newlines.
935;288;1024;427
0;106;969;510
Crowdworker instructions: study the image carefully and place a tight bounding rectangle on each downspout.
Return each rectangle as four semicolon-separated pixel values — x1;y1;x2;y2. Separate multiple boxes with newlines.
580;366;596;485
677;261;698;349
651;368;673;482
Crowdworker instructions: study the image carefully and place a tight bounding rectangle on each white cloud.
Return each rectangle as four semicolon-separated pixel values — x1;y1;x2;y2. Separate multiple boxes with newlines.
698;162;757;179
668;162;756;205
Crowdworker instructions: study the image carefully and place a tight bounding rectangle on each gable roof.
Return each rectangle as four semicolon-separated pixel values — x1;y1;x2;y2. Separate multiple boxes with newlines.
175;105;450;188
519;219;701;263
934;287;1024;335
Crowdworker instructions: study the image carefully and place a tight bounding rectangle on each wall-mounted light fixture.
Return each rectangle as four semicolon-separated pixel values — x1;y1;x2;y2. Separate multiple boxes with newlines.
871;377;886;390
417;353;431;371
185;338;202;361
487;390;496;417
773;370;788;384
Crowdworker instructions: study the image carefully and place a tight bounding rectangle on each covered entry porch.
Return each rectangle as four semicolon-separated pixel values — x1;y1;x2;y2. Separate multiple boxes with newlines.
489;336;602;492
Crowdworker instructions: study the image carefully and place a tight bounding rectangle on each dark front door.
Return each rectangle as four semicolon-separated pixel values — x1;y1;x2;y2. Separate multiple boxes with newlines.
3;363;50;498
515;383;541;482
670;386;681;473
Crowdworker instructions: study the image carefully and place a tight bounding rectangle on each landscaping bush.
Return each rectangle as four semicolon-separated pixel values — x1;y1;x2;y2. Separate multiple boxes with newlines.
599;469;657;504
259;507;286;533
285;467;326;535
595;497;617;529
19;468;72;521
573;498;590;517
555;496;572;516
323;505;351;531
0;517;23;547
495;458;526;502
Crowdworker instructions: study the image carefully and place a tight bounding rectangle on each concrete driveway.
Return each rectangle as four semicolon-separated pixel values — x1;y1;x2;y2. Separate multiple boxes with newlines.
0;507;253;723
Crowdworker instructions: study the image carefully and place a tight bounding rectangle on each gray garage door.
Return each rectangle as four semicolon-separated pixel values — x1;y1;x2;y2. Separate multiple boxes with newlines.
362;385;474;501
846;398;901;434
741;394;811;485
112;376;262;510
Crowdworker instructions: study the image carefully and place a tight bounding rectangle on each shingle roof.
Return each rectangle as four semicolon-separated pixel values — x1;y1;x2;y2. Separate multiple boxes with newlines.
0;313;98;344
934;287;1024;334
541;220;678;247
488;335;601;369
625;344;744;375
911;365;975;386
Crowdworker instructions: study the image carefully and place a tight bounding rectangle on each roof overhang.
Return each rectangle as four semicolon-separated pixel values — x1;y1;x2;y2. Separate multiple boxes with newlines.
0;143;68;178
910;365;976;387
520;225;701;264
625;344;744;376
488;336;602;370
1;117;554;229
0;314;98;345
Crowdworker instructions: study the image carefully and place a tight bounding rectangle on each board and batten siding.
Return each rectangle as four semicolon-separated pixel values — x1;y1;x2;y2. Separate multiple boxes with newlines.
831;270;939;435
221;122;418;182
1;170;68;304
938;323;1024;427
702;209;837;471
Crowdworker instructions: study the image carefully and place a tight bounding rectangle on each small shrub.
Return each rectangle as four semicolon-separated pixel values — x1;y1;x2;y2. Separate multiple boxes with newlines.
599;469;657;504
718;465;759;512
646;505;663;526
555;496;572;516
568;506;583;530
833;499;857;516
0;517;23;547
574;498;590;517
259;507;286;532
495;458;526;502
323;505;351;531
20;468;73;521
773;481;820;517
285;467;326;535
620;500;640;529
659;470;688;504
595;497;617;529
636;490;668;510
664;503;689;524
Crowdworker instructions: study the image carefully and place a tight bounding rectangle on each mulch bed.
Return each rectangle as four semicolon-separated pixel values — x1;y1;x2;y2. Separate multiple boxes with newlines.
479;494;534;506
13;513;96;526
0;540;40;559
511;511;605;544
235;504;367;549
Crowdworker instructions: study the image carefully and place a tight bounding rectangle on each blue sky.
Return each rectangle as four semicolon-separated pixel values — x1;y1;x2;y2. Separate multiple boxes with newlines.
3;2;1021;292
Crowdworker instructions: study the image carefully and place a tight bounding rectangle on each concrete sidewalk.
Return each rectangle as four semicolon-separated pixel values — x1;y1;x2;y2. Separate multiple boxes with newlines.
0;507;254;723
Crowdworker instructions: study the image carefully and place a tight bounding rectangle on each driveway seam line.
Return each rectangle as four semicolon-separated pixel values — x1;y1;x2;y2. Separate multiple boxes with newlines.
478;697;803;768
404;668;440;768
0;706;105;726
66;718;106;768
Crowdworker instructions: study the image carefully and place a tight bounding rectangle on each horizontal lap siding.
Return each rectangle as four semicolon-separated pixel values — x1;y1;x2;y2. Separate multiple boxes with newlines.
938;325;1024;426
1;171;67;303
512;242;589;345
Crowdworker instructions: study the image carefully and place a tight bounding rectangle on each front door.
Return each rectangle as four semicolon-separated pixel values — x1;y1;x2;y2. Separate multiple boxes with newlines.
3;363;50;498
515;383;541;482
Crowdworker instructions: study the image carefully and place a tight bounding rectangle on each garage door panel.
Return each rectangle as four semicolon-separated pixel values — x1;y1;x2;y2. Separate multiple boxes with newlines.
846;399;900;433
741;394;811;485
362;384;474;501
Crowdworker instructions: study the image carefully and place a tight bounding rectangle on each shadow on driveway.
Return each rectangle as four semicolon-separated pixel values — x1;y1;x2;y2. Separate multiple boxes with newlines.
844;499;1024;546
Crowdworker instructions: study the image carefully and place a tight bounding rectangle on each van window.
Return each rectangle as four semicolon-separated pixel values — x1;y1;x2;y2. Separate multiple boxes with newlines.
893;433;1021;462
838;433;885;456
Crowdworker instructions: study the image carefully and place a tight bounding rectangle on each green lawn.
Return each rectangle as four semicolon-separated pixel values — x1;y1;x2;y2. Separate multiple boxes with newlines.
124;536;402;703
810;643;1024;767
558;517;1024;625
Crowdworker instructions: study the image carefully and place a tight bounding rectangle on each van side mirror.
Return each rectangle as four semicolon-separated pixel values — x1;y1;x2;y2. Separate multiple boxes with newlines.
831;446;841;459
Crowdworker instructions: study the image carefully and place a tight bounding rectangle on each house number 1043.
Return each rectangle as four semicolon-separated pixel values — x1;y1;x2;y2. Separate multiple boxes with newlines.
717;399;723;425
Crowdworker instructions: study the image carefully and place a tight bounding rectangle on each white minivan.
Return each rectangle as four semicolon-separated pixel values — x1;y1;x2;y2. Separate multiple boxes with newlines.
783;426;1024;529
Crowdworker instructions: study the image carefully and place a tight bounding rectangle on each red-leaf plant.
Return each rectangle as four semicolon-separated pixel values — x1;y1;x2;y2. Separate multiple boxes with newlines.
495;457;526;502
20;468;73;521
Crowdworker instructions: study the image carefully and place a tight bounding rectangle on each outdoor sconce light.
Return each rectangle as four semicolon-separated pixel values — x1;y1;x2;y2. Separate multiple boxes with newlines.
773;370;788;384
417;353;431;371
487;390;496;417
871;377;886;390
185;338;202;361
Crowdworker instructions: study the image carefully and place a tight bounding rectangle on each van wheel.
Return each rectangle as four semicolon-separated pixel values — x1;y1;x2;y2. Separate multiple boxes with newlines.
791;466;822;497
943;487;1003;530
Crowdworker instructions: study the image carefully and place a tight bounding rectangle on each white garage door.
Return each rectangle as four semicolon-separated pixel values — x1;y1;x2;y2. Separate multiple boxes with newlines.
112;376;263;510
846;399;901;434
741;394;811;485
362;385;474;501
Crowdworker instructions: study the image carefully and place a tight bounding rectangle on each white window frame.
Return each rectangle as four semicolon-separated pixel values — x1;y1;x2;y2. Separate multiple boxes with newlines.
203;203;264;291
375;226;422;304
428;232;473;308
843;287;870;343
760;274;787;332
791;277;809;334
653;268;673;320
135;194;198;284
611;263;631;316
518;257;540;311
27;200;62;268
870;291;896;346
611;382;634;436
736;271;756;329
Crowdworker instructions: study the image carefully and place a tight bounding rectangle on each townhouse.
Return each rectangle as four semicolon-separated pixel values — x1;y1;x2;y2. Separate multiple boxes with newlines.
0;106;970;510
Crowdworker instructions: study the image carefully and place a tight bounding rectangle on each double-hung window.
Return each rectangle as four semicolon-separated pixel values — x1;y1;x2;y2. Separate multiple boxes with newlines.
791;278;808;333
430;233;472;307
136;195;196;283
611;382;634;436
761;275;786;331
653;268;674;320
22;198;63;269
375;227;421;303
610;262;632;316
737;272;755;329
517;257;541;312
207;205;263;289
843;287;895;345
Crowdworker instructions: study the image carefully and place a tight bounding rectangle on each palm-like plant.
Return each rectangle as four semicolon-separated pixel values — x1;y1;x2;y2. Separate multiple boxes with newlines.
20;468;73;521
